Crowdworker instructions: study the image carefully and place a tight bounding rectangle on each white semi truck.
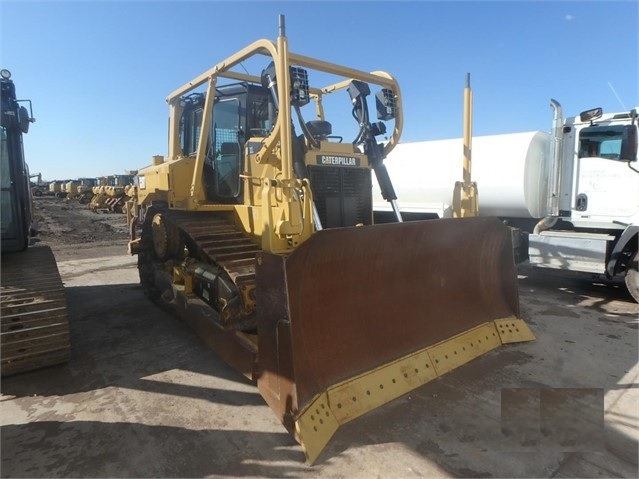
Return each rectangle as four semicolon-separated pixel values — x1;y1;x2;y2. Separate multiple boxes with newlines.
374;101;638;301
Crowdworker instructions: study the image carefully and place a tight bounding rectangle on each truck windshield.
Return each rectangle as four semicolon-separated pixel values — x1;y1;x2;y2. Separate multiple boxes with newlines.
578;125;625;160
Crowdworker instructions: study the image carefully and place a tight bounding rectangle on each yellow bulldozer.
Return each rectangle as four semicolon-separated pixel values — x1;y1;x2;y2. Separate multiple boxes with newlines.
126;16;534;463
89;175;134;213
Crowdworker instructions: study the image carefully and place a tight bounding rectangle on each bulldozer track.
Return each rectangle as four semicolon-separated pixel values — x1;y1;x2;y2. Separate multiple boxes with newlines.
1;246;71;376
139;207;260;328
168;211;259;278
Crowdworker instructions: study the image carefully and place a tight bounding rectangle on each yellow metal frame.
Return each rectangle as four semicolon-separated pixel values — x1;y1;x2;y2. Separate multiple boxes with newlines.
134;22;403;254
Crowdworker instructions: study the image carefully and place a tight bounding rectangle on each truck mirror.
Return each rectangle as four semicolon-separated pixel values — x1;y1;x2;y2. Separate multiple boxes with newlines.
620;125;638;162
579;107;602;123
18;106;30;134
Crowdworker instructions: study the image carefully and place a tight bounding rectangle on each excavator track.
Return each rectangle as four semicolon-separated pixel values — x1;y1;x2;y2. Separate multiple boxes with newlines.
1;246;70;376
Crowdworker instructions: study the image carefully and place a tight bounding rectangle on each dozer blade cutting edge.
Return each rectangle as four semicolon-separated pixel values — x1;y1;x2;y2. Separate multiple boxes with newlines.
255;216;534;463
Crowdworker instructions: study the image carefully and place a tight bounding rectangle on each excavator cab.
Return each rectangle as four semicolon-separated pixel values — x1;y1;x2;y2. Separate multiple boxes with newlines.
1;70;35;252
1;69;71;376
127;16;534;463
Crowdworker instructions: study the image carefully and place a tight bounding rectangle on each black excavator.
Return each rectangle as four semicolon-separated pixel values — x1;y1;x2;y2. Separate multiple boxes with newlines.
1;68;70;376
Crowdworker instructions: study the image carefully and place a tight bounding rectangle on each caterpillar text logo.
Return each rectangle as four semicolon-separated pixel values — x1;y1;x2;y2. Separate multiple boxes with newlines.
317;155;360;166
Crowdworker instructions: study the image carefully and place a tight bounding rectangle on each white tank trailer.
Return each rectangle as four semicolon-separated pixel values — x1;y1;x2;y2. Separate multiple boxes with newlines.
374;131;551;219
374;102;639;301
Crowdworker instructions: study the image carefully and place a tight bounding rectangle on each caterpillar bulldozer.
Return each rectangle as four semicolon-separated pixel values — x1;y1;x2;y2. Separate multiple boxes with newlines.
126;16;534;463
48;180;65;197
1;69;71;376
64;178;97;204
90;175;134;212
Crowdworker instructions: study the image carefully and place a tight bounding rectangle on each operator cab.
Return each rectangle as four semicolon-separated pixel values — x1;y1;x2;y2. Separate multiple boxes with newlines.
1;69;35;252
178;83;270;203
177;63;399;227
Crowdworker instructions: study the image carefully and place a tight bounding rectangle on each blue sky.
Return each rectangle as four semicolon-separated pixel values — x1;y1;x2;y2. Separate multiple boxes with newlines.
1;0;637;181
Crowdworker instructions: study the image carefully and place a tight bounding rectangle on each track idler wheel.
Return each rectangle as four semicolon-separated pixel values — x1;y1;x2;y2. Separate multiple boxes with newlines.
151;213;183;260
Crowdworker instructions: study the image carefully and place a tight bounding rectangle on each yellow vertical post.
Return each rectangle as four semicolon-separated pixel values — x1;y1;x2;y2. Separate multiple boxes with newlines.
462;72;473;187
276;14;292;181
167;98;184;160
265;14;308;244
190;76;217;202
452;73;479;217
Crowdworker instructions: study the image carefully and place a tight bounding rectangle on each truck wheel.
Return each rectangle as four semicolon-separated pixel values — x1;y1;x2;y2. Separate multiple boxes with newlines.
625;251;639;303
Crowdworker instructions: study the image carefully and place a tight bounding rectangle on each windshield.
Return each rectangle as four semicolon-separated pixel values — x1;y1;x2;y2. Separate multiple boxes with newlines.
578;125;625;160
212;98;241;198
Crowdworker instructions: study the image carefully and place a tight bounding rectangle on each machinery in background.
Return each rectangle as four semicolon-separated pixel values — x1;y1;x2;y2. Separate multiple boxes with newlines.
61;177;97;203
29;172;49;197
48;180;66;197
374;103;638;301
90;174;135;212
0;68;71;376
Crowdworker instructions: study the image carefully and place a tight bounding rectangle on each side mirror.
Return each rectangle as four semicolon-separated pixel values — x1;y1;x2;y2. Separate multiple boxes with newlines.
620;125;638;162
19;106;31;134
579;107;602;123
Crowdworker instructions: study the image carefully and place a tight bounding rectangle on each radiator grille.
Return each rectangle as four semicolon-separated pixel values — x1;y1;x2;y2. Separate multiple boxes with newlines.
308;166;372;228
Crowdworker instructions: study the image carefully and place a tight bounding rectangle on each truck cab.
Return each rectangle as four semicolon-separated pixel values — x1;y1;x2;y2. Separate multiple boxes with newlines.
528;105;638;300
563;108;639;228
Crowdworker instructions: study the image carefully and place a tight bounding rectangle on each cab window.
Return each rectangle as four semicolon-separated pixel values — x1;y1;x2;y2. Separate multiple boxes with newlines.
579;125;624;160
212;98;241;198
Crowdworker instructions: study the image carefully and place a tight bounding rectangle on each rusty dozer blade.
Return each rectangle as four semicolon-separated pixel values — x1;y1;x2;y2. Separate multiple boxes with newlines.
255;216;534;463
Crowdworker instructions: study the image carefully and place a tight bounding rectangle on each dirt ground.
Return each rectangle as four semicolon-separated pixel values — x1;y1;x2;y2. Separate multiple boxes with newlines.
1;197;638;478
30;195;130;261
